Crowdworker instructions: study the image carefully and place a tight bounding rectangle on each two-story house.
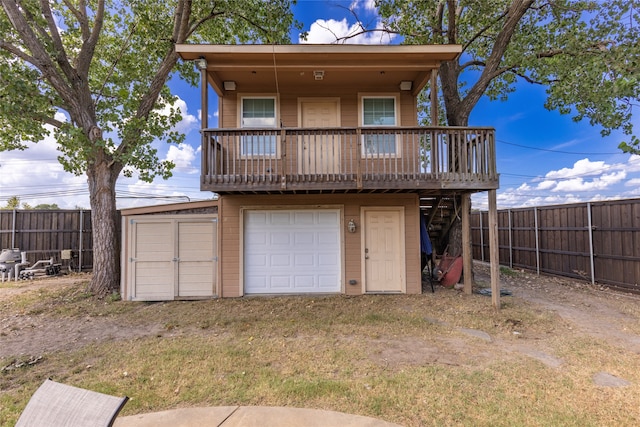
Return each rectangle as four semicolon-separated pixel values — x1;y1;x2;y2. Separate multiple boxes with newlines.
120;44;501;305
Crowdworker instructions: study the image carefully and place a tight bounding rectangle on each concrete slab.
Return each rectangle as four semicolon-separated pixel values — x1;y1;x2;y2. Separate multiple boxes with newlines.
114;406;403;427
114;406;238;427
593;372;631;387
221;406;402;427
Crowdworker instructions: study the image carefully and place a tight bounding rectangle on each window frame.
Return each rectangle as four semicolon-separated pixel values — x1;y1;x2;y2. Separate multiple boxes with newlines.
239;95;280;158
359;94;401;158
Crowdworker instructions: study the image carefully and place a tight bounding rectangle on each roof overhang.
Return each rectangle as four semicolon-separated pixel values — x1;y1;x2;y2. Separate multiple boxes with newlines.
175;44;462;96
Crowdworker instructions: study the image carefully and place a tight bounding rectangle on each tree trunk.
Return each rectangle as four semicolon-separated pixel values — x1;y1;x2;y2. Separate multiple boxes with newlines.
86;161;120;296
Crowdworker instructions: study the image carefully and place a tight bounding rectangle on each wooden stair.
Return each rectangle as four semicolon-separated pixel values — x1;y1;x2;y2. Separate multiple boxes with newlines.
420;195;462;255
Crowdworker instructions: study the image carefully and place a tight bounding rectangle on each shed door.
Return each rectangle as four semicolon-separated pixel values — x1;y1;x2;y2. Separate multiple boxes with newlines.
244;209;341;294
131;221;174;300
363;208;405;293
177;221;217;297
130;217;217;300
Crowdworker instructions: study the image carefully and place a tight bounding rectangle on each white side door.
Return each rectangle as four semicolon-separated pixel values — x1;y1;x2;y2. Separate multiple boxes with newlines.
363;208;405;293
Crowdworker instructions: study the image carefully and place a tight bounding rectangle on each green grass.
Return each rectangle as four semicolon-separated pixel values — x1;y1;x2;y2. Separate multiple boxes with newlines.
499;266;519;277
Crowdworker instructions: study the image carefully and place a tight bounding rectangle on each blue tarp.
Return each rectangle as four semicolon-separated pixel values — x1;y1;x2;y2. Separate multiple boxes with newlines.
420;213;432;255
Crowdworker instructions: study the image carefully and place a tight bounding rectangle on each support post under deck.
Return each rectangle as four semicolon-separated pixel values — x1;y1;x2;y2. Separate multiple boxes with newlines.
488;189;500;309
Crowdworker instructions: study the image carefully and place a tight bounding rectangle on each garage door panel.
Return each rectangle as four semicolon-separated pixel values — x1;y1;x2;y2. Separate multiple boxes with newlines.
294;276;314;288
271;232;292;246
244;210;341;294
270;276;292;288
271;212;291;225
245;275;267;291
319;252;339;267
271;253;292;267
293;211;314;224
294;253;314;266
318;275;339;287
294;231;314;245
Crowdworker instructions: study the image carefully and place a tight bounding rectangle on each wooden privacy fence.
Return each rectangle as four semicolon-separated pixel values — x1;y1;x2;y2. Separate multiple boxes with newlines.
471;198;640;294
0;209;96;271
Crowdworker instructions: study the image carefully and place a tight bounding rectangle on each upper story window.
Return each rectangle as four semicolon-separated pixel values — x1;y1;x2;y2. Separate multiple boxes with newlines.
361;96;399;156
241;97;277;156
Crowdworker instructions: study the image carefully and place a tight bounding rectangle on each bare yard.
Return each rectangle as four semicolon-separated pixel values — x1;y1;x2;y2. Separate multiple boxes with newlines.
1;263;639;426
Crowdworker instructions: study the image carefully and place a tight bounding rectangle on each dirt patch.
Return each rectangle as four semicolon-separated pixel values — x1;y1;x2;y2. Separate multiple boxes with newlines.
2;265;640;378
477;264;640;353
0;273;84;300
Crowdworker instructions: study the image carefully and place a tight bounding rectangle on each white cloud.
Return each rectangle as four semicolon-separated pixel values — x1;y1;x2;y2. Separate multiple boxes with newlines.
300;5;396;45
165;143;198;174
350;0;376;11
536;180;555;190
625;177;640;187
0;115;91;209
552;170;626;192
545;158;605;179
626;154;640;172
157;96;198;134
118;174;206;209
472;154;640;210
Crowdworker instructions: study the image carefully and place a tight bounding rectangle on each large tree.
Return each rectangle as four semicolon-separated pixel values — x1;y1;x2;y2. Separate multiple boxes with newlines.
0;0;297;295
377;0;639;146
371;0;640;254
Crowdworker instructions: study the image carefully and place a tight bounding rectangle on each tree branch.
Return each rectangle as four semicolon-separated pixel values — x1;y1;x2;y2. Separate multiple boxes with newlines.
446;0;457;43
0;39;36;63
77;0;104;77
460;59;486;71
1;0;74;103
94;21;137;106
460;8;509;54
62;0;91;41
461;0;535;113
113;0;194;164
434;1;445;42
43;116;66;128
39;0;76;81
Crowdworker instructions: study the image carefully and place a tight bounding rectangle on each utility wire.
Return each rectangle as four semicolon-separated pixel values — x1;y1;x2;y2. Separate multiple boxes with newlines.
497;139;621;155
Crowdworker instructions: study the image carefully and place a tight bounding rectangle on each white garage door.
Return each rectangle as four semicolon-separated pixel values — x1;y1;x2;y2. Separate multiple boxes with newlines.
244;209;341;294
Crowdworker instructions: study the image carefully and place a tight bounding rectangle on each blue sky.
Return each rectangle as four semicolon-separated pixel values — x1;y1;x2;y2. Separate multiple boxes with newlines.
1;0;638;210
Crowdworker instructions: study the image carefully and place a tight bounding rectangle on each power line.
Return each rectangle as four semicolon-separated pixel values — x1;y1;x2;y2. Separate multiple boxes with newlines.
497;139;621;155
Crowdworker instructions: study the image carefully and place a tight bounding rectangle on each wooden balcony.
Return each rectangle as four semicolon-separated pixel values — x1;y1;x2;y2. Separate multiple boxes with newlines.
201;127;498;194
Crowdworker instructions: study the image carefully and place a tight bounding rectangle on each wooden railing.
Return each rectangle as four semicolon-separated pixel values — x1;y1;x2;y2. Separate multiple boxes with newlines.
201;126;498;193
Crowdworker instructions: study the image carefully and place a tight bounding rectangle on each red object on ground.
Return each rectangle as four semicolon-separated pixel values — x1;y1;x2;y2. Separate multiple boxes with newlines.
438;255;463;288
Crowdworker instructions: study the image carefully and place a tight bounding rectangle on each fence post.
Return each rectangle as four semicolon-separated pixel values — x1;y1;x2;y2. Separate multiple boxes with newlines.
479;210;485;262
507;209;513;268
534;207;540;275
79;209;84;272
488;189;500;309
587;202;595;285
11;209;17;248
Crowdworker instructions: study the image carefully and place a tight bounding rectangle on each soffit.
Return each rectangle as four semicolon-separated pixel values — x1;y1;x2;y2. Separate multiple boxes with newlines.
175;44;461;96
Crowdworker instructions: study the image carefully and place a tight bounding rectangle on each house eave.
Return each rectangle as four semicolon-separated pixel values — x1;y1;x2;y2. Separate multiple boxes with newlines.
175;44;462;96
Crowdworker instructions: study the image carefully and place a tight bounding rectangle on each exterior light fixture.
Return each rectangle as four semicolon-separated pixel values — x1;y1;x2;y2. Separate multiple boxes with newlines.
194;57;207;70
400;81;412;91
313;70;324;80
347;219;357;233
223;81;236;91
